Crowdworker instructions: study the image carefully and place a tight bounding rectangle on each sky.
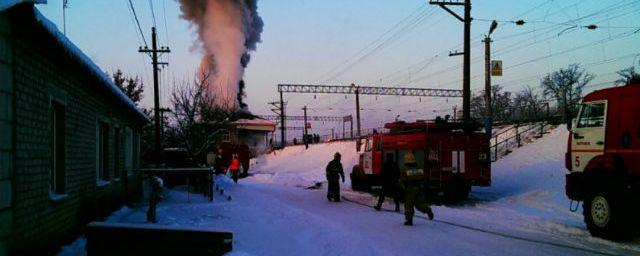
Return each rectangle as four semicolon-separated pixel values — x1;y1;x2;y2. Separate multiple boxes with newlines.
37;0;640;138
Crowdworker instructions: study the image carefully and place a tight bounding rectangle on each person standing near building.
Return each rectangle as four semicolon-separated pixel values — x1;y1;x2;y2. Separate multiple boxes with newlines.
399;151;434;226
326;152;345;202
374;154;401;212
229;154;241;183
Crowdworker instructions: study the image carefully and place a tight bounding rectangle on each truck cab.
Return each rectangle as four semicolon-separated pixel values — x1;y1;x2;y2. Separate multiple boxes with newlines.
565;84;640;239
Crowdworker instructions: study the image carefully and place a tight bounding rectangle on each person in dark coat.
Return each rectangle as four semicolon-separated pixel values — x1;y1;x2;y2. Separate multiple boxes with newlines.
213;150;226;175
326;152;345;202
374;154;401;211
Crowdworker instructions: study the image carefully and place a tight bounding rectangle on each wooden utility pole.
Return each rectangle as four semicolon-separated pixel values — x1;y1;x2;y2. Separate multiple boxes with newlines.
430;0;472;124
353;83;361;137
483;35;493;136
139;27;170;160
483;20;497;136
279;91;286;147
303;105;308;148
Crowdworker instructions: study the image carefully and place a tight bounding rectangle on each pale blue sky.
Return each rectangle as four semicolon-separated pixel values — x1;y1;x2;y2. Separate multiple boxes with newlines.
37;0;640;136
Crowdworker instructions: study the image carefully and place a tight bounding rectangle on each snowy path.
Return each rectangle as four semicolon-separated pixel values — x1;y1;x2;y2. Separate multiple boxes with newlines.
60;127;640;256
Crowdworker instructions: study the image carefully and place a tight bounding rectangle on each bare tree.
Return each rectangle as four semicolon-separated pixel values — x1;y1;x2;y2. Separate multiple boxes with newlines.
167;72;232;161
615;61;640;86
541;64;594;126
491;85;513;122
512;85;543;121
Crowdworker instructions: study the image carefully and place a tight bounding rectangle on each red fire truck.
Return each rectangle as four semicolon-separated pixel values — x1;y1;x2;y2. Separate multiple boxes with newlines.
565;84;640;239
350;120;491;202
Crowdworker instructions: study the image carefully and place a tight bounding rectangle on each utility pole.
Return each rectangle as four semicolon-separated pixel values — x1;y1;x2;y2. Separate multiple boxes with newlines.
62;0;69;35
279;91;286;147
430;0;472;125
353;83;361;137
303;106;308;149
483;20;497;136
139;27;170;160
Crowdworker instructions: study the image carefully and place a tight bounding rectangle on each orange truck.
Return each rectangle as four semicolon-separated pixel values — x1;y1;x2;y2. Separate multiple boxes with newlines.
351;120;491;202
565;84;640;239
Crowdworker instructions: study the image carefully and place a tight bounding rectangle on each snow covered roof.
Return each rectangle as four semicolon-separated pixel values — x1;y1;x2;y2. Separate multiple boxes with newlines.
232;118;276;132
0;0;45;11
2;3;149;121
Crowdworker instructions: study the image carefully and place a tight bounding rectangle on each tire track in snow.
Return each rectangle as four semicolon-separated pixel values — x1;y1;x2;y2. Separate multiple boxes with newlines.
341;195;620;256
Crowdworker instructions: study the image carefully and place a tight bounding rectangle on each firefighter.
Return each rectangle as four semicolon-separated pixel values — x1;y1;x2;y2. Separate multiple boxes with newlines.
229;154;241;183
399;151;434;226
326;152;345;202
374;154;401;212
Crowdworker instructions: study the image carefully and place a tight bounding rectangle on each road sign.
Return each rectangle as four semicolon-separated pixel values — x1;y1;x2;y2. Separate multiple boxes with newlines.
491;60;502;76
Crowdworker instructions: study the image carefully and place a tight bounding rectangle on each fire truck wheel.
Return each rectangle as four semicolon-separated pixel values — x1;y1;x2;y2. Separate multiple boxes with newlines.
583;191;633;240
443;181;470;203
350;172;362;191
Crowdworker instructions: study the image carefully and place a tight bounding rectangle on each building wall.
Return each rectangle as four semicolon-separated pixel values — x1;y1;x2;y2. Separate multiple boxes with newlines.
0;11;14;256
0;8;146;255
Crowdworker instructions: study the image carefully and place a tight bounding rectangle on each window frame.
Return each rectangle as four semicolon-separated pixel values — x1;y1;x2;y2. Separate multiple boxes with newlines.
96;120;110;185
577;102;606;128
50;100;66;195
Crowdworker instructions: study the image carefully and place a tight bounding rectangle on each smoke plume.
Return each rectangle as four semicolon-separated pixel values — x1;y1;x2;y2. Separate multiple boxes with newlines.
179;0;263;110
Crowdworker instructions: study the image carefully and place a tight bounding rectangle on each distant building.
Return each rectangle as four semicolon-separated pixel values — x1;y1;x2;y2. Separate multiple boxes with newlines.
0;2;148;255
226;118;276;155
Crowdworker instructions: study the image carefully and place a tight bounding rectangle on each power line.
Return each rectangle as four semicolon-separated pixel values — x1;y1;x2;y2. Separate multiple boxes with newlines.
148;0;157;28
322;7;436;83
313;3;428;83
128;0;148;47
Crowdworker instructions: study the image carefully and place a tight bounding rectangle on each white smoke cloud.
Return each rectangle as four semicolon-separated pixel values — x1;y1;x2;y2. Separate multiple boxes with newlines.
179;0;263;110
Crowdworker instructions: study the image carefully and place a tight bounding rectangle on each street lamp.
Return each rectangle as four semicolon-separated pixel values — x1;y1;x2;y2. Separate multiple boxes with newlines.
483;20;498;136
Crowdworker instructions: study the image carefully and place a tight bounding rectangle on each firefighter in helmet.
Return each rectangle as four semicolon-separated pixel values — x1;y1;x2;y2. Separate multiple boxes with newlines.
399;151;434;225
229;154;241;183
326;152;345;202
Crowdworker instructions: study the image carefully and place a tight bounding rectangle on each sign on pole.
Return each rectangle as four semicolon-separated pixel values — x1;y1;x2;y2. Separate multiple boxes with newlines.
491;60;502;76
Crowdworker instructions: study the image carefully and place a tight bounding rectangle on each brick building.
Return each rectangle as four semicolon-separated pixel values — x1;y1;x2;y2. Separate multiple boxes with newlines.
0;2;148;254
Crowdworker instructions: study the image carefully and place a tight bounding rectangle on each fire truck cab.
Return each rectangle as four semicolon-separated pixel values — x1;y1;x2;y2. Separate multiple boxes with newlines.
565;84;640;239
350;120;491;202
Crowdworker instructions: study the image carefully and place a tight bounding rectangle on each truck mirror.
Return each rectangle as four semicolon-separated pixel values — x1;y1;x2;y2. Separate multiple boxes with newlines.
356;140;362;152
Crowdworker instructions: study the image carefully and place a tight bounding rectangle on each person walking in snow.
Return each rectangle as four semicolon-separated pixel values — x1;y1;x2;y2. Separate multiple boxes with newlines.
326;152;345;202
229;154;241;183
374;154;401;212
399;151;434;225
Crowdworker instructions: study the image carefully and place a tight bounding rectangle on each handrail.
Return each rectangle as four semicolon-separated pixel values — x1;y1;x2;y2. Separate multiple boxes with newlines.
491;122;550;162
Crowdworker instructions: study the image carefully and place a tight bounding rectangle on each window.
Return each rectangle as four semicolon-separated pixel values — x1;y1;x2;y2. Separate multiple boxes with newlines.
364;139;372;152
577;103;606;128
221;130;230;142
97;122;109;182
113;128;120;179
50;101;65;194
124;128;133;173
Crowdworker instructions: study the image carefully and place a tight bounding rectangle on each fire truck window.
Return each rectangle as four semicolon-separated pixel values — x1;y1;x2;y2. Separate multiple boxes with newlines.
397;150;425;169
577;103;605;128
365;139;372;152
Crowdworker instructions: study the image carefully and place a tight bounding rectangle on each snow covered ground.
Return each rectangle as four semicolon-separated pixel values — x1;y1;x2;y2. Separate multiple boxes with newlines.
60;126;640;256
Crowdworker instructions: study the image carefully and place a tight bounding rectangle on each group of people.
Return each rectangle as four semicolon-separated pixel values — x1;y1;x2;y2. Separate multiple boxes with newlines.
325;151;434;226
